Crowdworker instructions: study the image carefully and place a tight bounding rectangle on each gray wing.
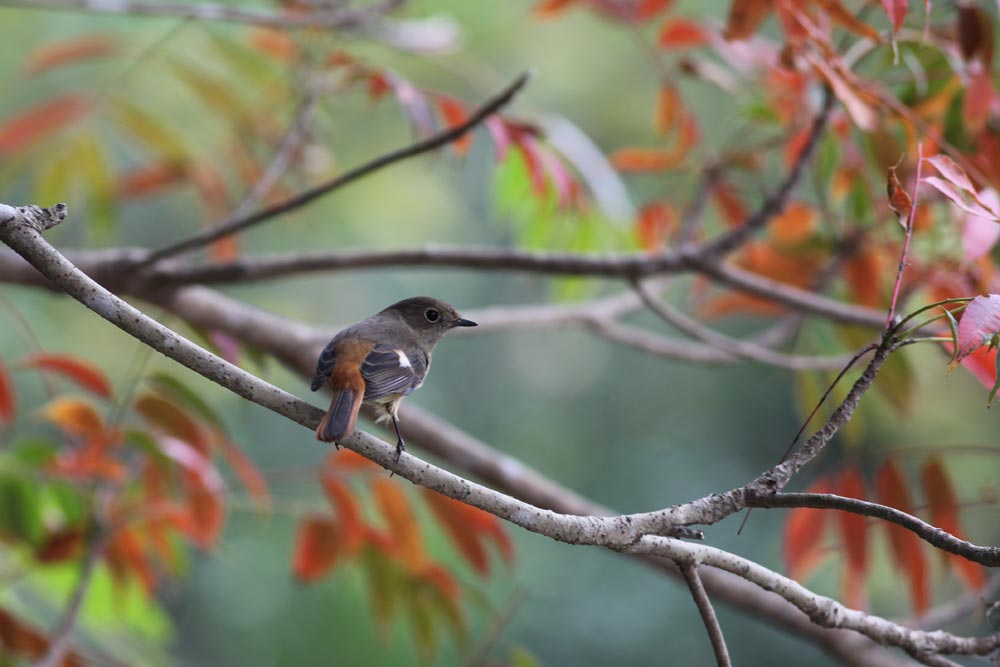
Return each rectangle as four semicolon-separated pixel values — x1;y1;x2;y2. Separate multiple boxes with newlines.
310;336;339;391
361;344;428;401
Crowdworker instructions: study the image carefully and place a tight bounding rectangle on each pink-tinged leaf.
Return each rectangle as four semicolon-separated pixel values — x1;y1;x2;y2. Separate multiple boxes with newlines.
881;0;907;33
517;137;549;198
0;362;14;425
658;19;707;49
538;145;575;209
24;34;124;75
155;435;225;492
923;154;979;197
485;116;511;162
207;330;242;365
921;457;985;591
20;354;113;399
876;460;929;615
784;476;834;581
962;188;1000;262
956;294;1000;360
0;94;91;157
393;77;436;138
292;515;340;582
805;53;877;131
922;176;1000;221
637;0;677;20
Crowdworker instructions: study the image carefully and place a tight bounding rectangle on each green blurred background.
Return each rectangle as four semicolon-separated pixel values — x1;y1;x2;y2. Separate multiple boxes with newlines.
1;2;998;665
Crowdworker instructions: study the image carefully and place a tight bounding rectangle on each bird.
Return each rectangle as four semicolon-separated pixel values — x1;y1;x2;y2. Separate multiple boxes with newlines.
310;296;477;460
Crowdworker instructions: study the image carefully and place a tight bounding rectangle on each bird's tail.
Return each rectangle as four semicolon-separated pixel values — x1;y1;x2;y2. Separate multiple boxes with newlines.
316;389;363;443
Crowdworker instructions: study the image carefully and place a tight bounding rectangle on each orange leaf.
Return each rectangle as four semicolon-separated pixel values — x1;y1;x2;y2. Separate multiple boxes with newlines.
218;438;270;510
837;466;868;609
247;28;297;61
723;0;774;40
436;96;471;155
320;476;365;556
367;72;392;102
785;476;833;581
843;243;888;308
0;361;14;425
0;94;91;157
713;179;748;228
421;489;513;576
637;0;677;20
326;448;380;472
40;397;104;438
533;0;580;18
180;481;225;550
921;457;985;590
886;164;913;227
118;161;189;198
371;477;424;565
611;147;682;172
292;515;340;582
105;528;156;594
876;460;930;615
635;201;677;250
24;34;123;75
811;0;881;43
771;201;815;245
656;85;679;135
21;354;113;398
658;19;707;49
135;394;211;454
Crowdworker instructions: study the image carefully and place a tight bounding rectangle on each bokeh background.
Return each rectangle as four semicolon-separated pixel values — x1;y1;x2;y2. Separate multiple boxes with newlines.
1;2;999;666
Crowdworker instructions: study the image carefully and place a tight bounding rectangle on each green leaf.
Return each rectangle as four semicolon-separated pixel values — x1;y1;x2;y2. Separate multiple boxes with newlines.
0;474;43;545
75;130;117;240
108;97;189;161
510;646;542;667
876;351;913;414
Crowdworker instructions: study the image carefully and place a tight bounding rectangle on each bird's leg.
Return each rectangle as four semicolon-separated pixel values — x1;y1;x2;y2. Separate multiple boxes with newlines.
391;413;406;463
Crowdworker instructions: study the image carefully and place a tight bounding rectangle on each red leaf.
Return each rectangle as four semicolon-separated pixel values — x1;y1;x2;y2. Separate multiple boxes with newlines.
811;0;882;42
964;66;994;134
181;480;225;550
723;0;774;41
837;467;869;609
0;362;14;425
712;179;748;227
0;608;85;667
436;96;471;155
955;294;1000;360
371;478;424;565
517;138;549;197
21;354;113;398
881;0;907;33
0;94;91;157
24;34;123;75
637;0;677;20
656;85;679;135
921;457;985;590
876;460;929;615
35;528;85;563
485;116;511;162
105;528;156;594
658;19;707;49
957;3;994;64
421;489;513;576
785;476;833;581
292;515;340;582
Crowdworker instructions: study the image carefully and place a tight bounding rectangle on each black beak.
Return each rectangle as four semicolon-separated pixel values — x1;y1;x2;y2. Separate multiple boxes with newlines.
454;318;477;327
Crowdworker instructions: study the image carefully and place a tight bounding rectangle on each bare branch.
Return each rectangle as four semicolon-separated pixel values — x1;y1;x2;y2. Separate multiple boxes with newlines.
679;562;732;667
140;71;532;265
1;0;404;30
747;491;1000;566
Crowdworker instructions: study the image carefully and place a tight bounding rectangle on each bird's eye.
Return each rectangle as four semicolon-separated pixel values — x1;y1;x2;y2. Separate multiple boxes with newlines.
424;308;440;322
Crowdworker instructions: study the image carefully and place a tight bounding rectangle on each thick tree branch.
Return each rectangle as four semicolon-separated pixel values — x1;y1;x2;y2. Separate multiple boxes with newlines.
747;492;1000;566
1;0;404;30
2;204;993;665
680;562;732;667
140;71;531;264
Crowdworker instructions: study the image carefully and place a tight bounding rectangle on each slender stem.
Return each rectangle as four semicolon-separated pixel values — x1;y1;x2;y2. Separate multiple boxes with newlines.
885;145;925;333
680;562;733;667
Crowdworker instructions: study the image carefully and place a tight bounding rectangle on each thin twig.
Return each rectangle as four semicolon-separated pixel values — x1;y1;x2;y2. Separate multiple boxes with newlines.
747;492;1000;566
140;71;531;265
885;144;924;332
679;561;733;667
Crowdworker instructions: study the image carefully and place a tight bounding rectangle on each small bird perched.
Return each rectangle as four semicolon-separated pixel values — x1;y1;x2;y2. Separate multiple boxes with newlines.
310;296;477;460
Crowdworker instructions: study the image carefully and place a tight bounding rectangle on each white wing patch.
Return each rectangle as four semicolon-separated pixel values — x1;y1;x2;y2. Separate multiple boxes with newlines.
396;350;412;368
